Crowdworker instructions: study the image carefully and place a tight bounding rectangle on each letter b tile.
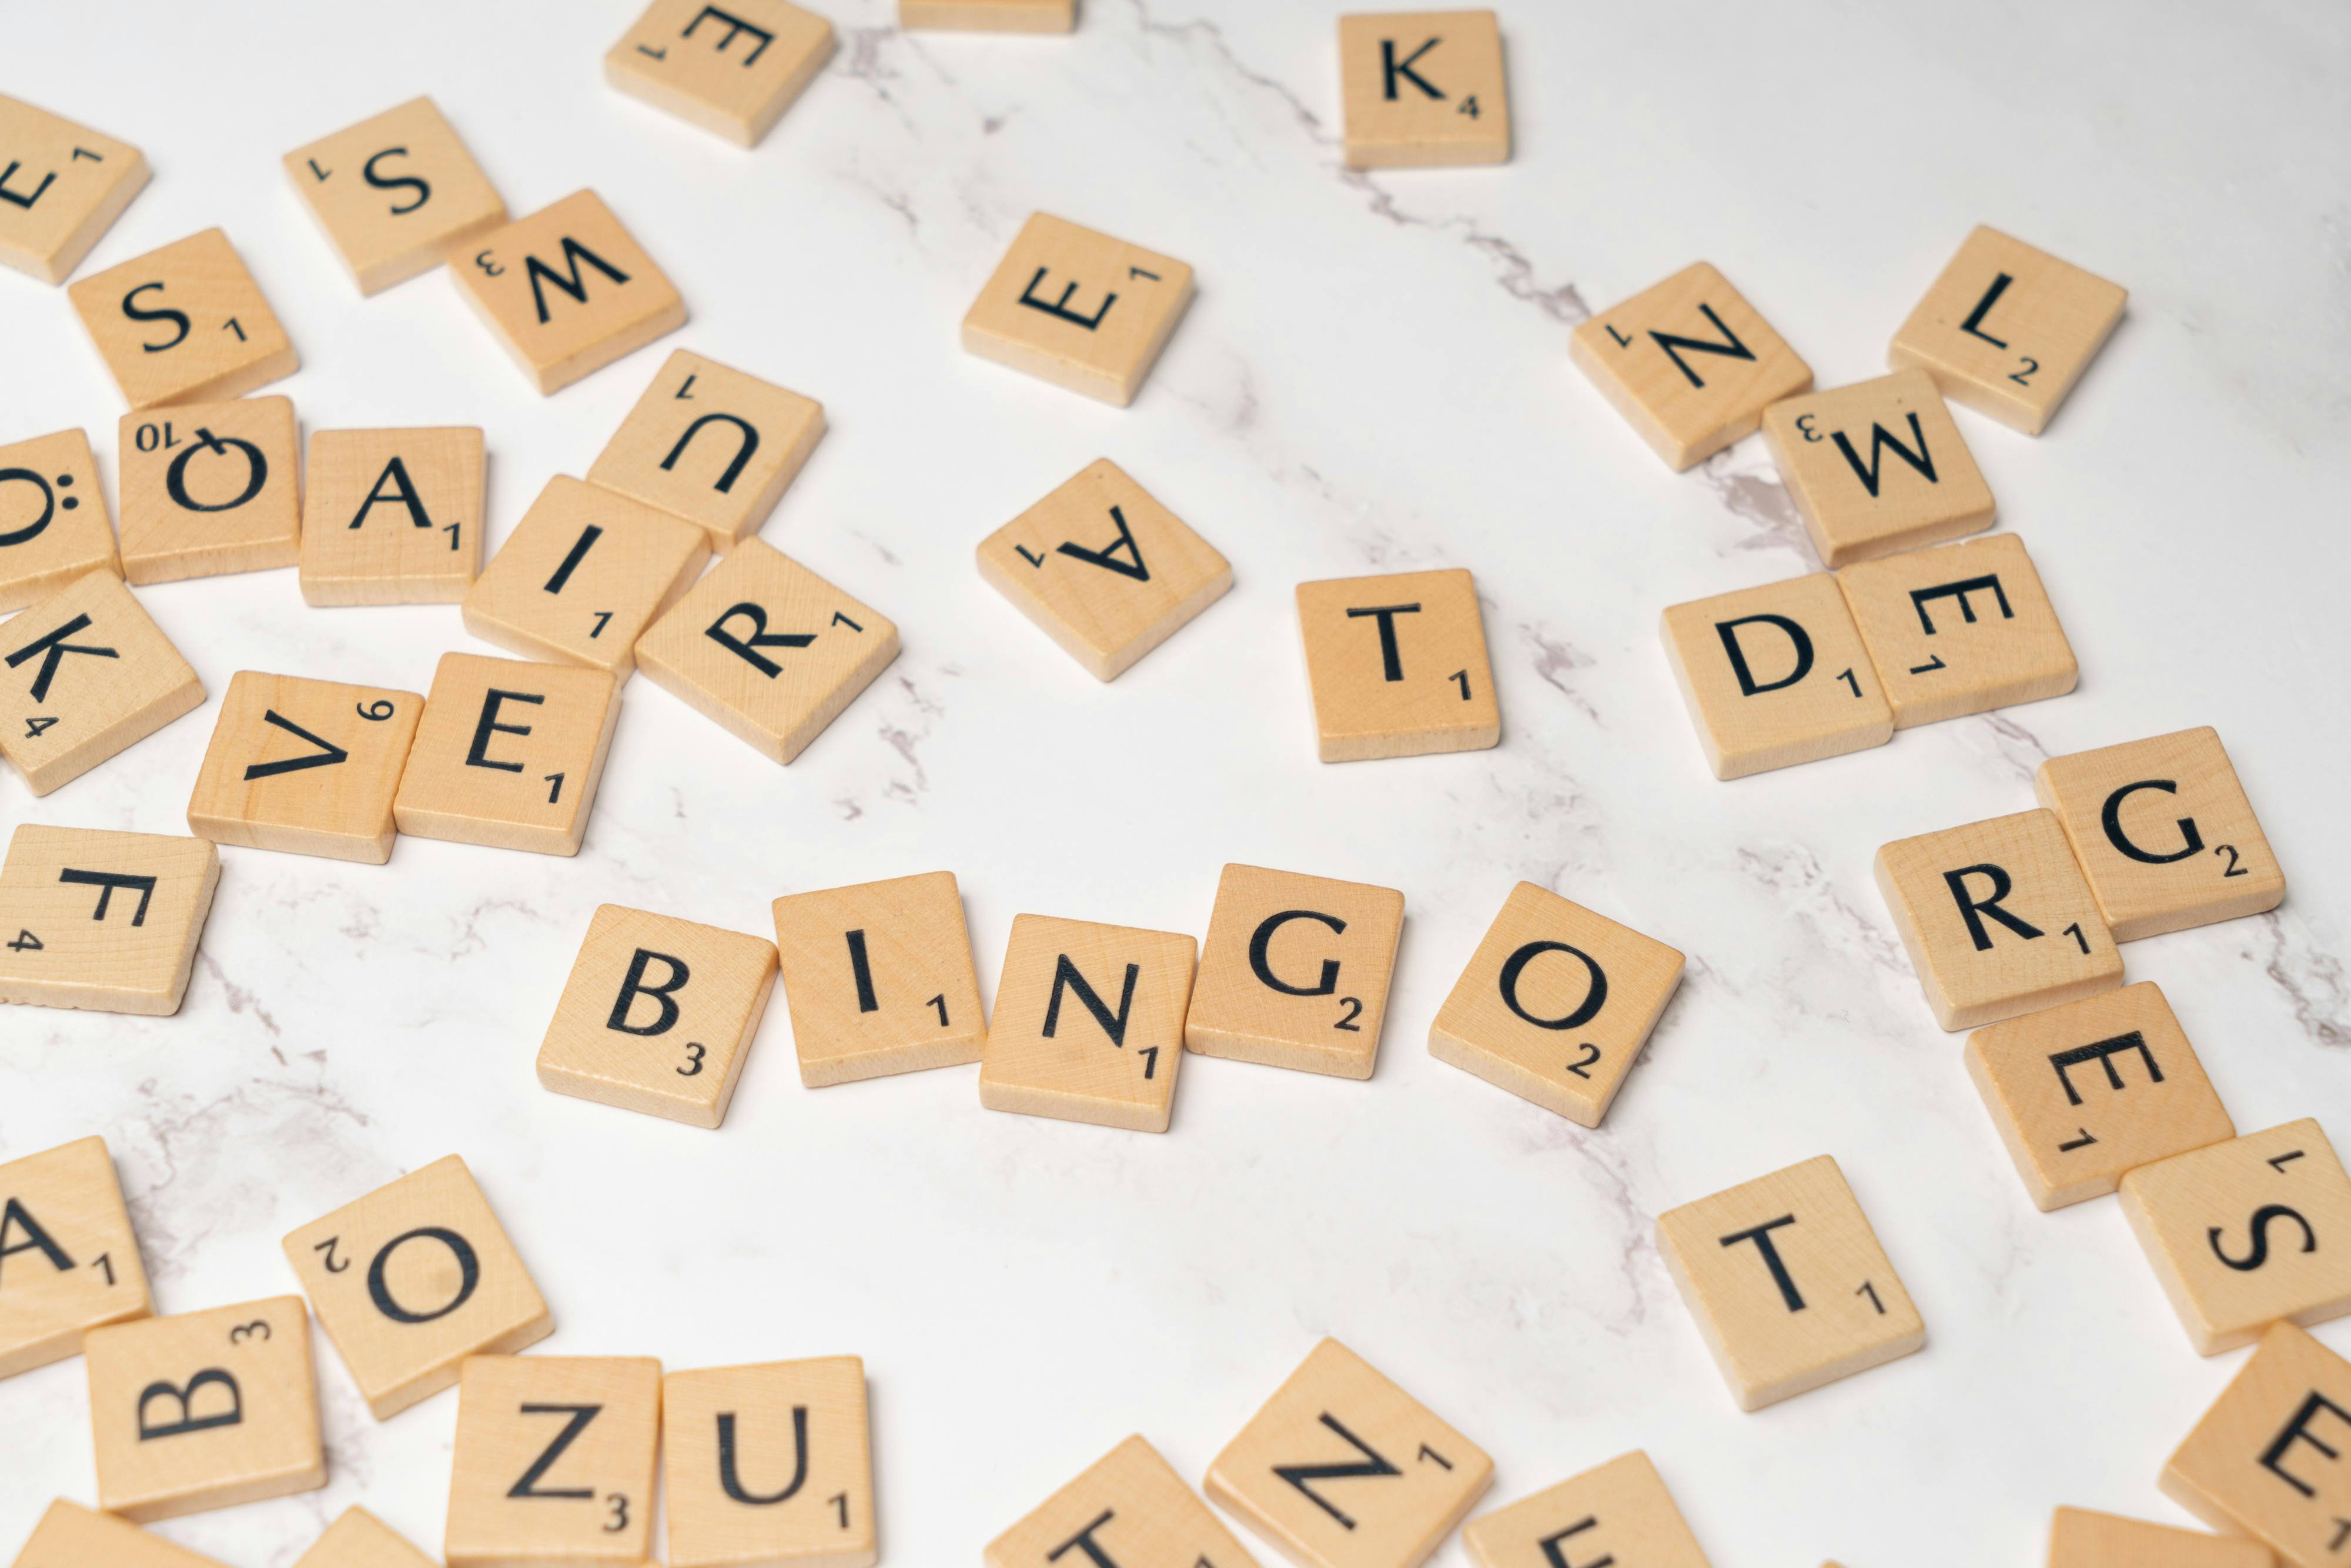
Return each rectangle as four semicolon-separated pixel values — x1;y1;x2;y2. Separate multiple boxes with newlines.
1660;571;1891;780
663;1356;875;1568
962;212;1194;407
988;1434;1258;1568
979;914;1197;1133
2162;1322;2351;1559
445;1355;661;1568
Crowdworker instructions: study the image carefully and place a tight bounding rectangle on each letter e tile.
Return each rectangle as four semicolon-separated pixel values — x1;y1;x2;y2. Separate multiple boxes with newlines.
962;213;1193;406
2161;1322;2351;1557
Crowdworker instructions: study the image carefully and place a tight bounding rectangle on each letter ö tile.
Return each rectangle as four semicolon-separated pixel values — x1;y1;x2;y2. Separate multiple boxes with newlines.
0;429;118;612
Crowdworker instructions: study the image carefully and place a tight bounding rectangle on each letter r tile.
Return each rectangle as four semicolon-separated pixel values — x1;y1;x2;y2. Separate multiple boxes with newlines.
1660;571;1890;780
2163;1322;2351;1555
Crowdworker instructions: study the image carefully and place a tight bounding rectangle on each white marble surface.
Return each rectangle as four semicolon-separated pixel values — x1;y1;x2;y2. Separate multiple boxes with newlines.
4;1;2349;1560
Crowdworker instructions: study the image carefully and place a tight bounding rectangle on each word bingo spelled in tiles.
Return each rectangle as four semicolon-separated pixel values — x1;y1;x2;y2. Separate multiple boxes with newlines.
607;0;837;148
988;1434;1258;1568
84;1295;325;1520
1656;1155;1925;1410
282;1155;553;1419
1429;881;1683;1128
292;1507;441;1568
0;825;219;1014
1461;1450;1711;1568
1875;808;2122;1030
452;189;685;394
1186;862;1406;1080
1758;369;1995;567
1964;982;2234;1212
11;1500;228;1568
1571;262;1812;471
391;653;620;855
1297;567;1499;761
0;429;116;611
1337;11;1511;169
1837;533;2076;728
1660;571;1890;779
587;349;825;551
0;94;147;283
444;1356;661;1568
538;904;780;1128
2162;1322;2351;1558
0;1136;151;1379
68;229;297;407
2046;1506;2276;1568
963;212;1193;406
771;871;986;1086
284;97;507;295
662;1356;875;1568
185;672;424;864
0;570;201;795
902;0;1076;29
978;914;1198;1132
300;427;486;604
978;458;1232;681
1206;1337;1493;1568
2036;727;2286;941
464;475;709;680
116;399;300;587
1890;226;2126;435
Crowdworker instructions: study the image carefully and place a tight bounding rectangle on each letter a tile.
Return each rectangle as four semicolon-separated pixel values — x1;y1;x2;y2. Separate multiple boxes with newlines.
300;427;486;605
1462;1450;1712;1568
2162;1322;2351;1559
0;1135;151;1380
453;190;685;394
962;212;1193;407
284;98;508;296
0;94;149;283
10;1500;229;1568
186;672;424;864
68;229;297;407
901;0;1075;30
587;349;825;551
0;569;203;795
1206;1337;1493;1568
1760;369;1995;567
0;824;219;1015
988;1434;1258;1568
607;0;837;148
1891;226;2126;436
292;1507;440;1568
116;398;303;586
1660;572;1890;779
464;475;710;681
2046;1507;2274;1568
392;653;620;856
771;871;986;1086
1187;863;1406;1081
978;914;1197;1132
1571;262;1811;472
663;1356;875;1568
1297;568;1499;763
1338;11;1511;168
445;1355;661;1568
0;429;118;612
1837;533;2076;728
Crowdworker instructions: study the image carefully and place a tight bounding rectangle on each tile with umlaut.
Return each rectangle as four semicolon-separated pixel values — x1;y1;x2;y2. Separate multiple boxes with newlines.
772;871;986;1086
10;1499;229;1568
1760;370;1994;567
69;229;297;407
285;97;507;295
1462;1450;1711;1568
1837;533;2075;728
452;189;685;394
446;1355;661;1568
978;914;1197;1132
663;1356;875;1568
988;1433;1258;1568
587;348;825;550
0;1135;151;1379
0;93;148;283
1571;262;1811;471
185;671;423;864
392;653;620;856
300;427;485;604
607;0;837;147
0;569;202;795
962;212;1193;406
116;398;301;585
1337;10;1510;169
1660;571;1890;779
2046;1506;2274;1568
283;1155;552;1419
2162;1321;2351;1557
1890;226;2126;435
1297;567;1499;762
464;474;708;680
0;824;219;1014
1186;863;1404;1081
903;0;1075;28
0;429;117;611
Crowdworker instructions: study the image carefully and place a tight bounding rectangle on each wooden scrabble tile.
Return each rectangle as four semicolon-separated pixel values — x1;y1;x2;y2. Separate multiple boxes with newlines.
1428;881;1683;1128
988;1434;1257;1568
1837;533;2075;728
446;1355;661;1568
636;537;898;764
902;0;1076;30
978;459;1232;681
2036;727;2286;942
607;0;836;148
1875;808;2122;1031
1206;1337;1492;1568
771;871;985;1087
284;97;508;296
454;190;684;395
1571;263;1812;472
68;229;297;407
1337;11;1510;169
464;475;708;681
962;212;1193;407
1659;572;1891;779
0;570;201;795
116;398;302;586
391;653;620;856
1462;1451;1710;1568
978;914;1197;1133
1186;863;1405;1081
10;1499;229;1568
300;427;486;605
85;1295;325;1520
537;904;779;1128
663;1356;875;1568
1964;982;2234;1212
2162;1322;2351;1560
1297;568;1499;763
1760;370;1995;567
0;94;148;283
0;1135;151;1379
1890;226;2126;436
1657;1155;1924;1411
185;672;423;864
0;429;117;611
2046;1506;2273;1568
282;1155;553;1420
293;1507;440;1568
0;825;219;1014
586;349;824;551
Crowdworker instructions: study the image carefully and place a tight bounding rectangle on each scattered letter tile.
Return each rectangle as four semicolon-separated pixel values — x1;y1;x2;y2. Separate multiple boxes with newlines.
453;190;685;394
1571;262;1811;472
445;1355;661;1568
185;671;424;864
0;94;148;283
2162;1322;2351;1559
771;871;985;1087
978;914;1198;1133
0;429;117;611
68;229;297;407
1297;567;1499;763
902;0;1075;29
292;1507;439;1568
663;1356;875;1568
0;824;218;1014
0;569;202;795
284;97;507;295
1338;11;1510;169
607;0;836;148
1462;1451;1711;1568
0;1135;151;1380
1890;226;2125;436
300;427;486;604
2046;1507;2272;1568
464;475;709;681
10;1499;228;1568
116;398;302;586
1838;533;2075;728
962;212;1193;407
392;653;620;857
988;1434;1257;1568
1760;369;1994;567
1660;572;1890;779
587;349;825;551
1186;863;1405;1081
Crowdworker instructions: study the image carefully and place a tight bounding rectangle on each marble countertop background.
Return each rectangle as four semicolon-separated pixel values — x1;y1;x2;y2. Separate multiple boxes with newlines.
4;1;2347;1560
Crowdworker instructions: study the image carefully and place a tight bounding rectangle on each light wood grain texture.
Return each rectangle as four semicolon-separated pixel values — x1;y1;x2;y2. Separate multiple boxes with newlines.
300;427;485;604
115;398;301;585
2047;1506;2275;1568
2036;727;2286;941
446;1355;662;1568
1186;862;1404;1081
1876;808;2122;1030
962;212;1193;406
85;1295;325;1521
1964;982;2233;1212
391;653;620;856
537;904;778;1128
0;824;218;1014
1462;1451;1711;1568
1297;567;1499;762
2162;1322;2351;1562
1838;533;2075;728
0;1135;150;1379
464;475;707;681
9;1499;229;1568
1657;1155;1924;1412
0;94;148;283
284;97;507;295
607;0;836;148
1428;881;1682;1128
1660;571;1890;779
185;671;423;864
1890;226;2125;436
1571;262;1811;471
772;871;985;1087
587;349;824;551
663;1356;874;1568
1338;11;1509;168
902;0;1075;30
68;229;296;407
292;1507;442;1568
452;190;685;394
1760;370;1994;567
978;914;1196;1133
978;458;1231;681
282;1155;552;1420
1206;1337;1492;1568
0;429;117;611
0;569;202;795
987;1433;1257;1568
